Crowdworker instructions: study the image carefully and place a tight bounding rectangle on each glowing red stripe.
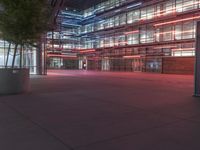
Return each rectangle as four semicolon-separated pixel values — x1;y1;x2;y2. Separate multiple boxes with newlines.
124;30;139;35
123;55;141;58
79;49;96;53
47;54;77;58
154;16;200;26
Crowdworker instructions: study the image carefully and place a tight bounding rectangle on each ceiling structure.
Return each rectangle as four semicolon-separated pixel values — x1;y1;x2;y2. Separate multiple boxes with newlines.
63;0;107;10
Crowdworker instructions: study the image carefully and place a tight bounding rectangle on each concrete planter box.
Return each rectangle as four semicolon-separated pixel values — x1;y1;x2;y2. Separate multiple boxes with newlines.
0;68;30;94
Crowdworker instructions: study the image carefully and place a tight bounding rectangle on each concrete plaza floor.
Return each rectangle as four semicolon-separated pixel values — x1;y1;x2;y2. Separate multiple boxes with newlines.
0;70;200;150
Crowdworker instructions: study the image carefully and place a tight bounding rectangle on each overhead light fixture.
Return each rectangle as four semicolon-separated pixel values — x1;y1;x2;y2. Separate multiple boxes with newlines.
127;2;142;9
123;55;141;58
115;9;121;13
124;30;139;35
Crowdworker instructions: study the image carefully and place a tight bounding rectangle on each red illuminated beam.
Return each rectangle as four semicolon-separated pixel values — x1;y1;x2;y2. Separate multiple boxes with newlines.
123;55;141;58
154;16;200;27
47;54;77;58
124;30;139;35
79;49;96;53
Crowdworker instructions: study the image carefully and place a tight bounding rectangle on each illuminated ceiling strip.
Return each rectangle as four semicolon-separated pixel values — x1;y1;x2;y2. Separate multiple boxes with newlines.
124;30;139;35
123;55;141;58
172;48;195;51
47;54;77;58
61;11;83;18
115;9;121;13
127;2;142;9
79;49;96;53
154;16;200;26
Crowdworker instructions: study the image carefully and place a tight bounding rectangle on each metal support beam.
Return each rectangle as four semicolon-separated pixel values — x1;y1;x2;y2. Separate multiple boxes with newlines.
194;21;200;96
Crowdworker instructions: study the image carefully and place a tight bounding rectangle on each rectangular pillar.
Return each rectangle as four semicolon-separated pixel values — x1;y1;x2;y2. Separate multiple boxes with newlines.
194;21;200;96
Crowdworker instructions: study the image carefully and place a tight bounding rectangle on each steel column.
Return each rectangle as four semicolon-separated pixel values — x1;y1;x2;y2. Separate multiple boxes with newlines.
194;21;200;96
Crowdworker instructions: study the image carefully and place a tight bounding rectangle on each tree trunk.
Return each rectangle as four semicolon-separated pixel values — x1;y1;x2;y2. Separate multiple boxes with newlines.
19;45;23;68
12;44;18;68
5;42;11;68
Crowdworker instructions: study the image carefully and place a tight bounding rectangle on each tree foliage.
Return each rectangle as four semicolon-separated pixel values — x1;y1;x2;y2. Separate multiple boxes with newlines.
0;0;52;46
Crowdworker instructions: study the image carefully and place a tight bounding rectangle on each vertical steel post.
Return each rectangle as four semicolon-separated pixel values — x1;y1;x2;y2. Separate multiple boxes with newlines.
194;21;200;96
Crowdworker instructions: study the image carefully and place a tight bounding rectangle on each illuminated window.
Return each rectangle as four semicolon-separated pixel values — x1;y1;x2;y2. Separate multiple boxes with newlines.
176;0;199;13
172;50;195;56
141;6;155;20
163;26;174;41
182;21;195;39
127;10;140;24
163;0;175;15
119;14;126;25
127;32;139;45
140;26;154;43
114;16;120;26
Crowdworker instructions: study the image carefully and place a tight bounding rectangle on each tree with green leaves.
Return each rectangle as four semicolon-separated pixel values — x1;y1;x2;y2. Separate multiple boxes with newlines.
0;0;52;68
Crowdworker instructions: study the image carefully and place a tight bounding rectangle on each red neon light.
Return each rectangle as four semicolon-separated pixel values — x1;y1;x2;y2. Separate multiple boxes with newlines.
124;30;139;35
79;49;96;53
154;16;200;26
123;55;141;58
47;54;77;58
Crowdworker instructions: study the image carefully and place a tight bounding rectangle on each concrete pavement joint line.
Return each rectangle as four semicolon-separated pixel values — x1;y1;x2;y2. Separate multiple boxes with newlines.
78;94;196;122
0;100;75;150
74;119;184;149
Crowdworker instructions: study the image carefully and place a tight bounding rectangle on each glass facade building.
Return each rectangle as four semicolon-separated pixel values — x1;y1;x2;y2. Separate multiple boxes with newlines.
47;0;200;74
